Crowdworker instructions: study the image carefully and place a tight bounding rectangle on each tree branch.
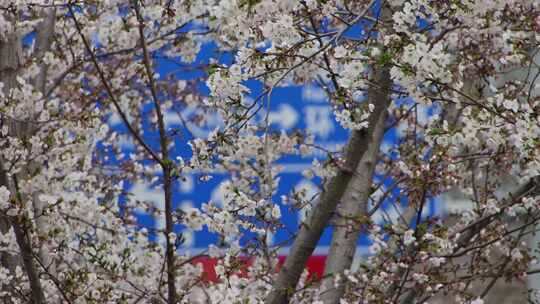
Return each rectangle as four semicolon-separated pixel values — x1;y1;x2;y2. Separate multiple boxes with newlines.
67;2;164;167
131;0;177;302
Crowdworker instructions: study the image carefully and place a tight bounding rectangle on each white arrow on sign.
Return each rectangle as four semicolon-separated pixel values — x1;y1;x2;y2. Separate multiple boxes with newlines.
268;103;298;129
302;85;328;103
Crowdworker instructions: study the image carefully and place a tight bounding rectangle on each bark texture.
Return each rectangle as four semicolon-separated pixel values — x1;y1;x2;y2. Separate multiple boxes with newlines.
0;11;25;279
320;67;391;304
0;10;55;303
266;68;393;304
30;6;57;277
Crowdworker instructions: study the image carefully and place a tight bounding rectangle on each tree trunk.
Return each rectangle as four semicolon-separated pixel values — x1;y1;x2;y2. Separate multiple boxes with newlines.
320;67;391;304
0;10;54;303
28;6;57;278
0;10;24;276
266;67;393;304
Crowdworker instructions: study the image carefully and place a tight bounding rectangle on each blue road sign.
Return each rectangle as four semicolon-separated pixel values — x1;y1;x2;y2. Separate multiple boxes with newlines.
110;33;438;256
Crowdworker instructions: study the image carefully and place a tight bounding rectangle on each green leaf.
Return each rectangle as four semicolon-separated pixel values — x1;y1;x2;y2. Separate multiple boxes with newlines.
239;0;262;9
207;67;218;75
377;51;393;66
416;222;428;237
428;128;445;136
44;134;55;147
163;159;174;168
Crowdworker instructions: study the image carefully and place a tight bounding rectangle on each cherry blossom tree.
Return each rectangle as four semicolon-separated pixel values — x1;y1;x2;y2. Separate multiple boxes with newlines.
0;1;539;304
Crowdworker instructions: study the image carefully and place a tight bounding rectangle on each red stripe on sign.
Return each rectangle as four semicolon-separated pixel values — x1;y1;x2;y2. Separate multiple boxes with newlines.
192;255;327;283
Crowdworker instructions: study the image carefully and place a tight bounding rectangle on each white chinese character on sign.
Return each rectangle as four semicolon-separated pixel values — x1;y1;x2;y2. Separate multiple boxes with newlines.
304;105;334;138
302;85;328;103
179;175;193;193
211;182;227;207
